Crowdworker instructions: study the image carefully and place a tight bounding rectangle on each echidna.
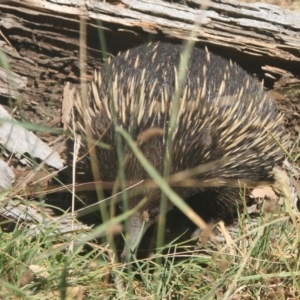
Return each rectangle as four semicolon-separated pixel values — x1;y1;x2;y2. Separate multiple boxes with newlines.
69;42;288;259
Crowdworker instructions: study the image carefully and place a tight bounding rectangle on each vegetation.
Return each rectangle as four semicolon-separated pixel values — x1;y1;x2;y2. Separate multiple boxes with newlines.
0;181;300;299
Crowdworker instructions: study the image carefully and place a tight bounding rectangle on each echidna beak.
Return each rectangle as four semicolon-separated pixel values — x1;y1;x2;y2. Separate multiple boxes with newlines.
120;211;152;263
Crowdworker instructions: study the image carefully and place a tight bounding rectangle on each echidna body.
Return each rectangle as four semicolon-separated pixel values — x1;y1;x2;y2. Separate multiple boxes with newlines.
71;42;288;258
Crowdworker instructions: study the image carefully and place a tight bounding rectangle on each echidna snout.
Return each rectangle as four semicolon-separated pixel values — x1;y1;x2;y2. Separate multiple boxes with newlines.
69;42;288;259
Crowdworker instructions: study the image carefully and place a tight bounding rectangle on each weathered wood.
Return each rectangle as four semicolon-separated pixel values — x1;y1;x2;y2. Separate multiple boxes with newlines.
0;104;63;169
0;159;15;191
1;199;91;237
0;0;299;99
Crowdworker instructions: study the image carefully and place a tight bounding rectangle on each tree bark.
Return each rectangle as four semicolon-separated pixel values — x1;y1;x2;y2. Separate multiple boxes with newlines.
0;0;299;144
